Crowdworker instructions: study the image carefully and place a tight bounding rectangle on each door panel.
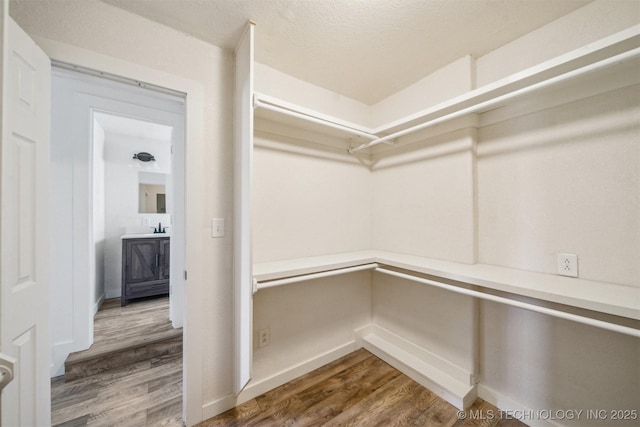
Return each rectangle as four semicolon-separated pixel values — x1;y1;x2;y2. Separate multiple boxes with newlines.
1;13;51;427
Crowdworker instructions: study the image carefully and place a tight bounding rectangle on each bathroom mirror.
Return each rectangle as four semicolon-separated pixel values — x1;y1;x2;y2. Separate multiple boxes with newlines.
138;172;168;213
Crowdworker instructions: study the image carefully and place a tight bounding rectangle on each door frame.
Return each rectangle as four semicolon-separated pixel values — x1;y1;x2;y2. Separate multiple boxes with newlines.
51;68;187;371
35;38;205;425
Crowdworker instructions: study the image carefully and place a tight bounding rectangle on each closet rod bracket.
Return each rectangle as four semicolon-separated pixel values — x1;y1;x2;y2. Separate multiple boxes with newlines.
347;139;396;154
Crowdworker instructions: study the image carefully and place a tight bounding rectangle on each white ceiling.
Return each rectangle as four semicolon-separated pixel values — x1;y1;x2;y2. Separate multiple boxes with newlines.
101;0;593;104
94;112;174;142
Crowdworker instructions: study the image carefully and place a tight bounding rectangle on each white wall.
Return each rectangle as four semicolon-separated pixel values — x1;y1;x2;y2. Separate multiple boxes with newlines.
49;71;77;376
92;120;106;310
255;62;371;127
470;4;640;422
475;0;640;87
367;53;480;402
474;83;640;426
49;70;83;375
11;1;233;421
480;302;640;427
252;272;371;383
371;128;477;263
372;273;476;375
477;86;639;286
371;56;476;127
250;122;374;394
252;136;372;263
103;133;171;298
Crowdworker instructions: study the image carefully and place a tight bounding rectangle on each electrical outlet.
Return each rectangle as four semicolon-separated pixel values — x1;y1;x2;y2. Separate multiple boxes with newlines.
258;328;271;348
557;253;578;277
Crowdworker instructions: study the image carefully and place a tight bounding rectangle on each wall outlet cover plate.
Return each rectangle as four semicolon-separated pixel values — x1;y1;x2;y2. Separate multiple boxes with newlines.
557;253;578;277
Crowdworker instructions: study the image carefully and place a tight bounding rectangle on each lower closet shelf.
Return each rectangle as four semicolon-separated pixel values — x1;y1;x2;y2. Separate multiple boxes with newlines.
362;331;476;410
253;251;640;331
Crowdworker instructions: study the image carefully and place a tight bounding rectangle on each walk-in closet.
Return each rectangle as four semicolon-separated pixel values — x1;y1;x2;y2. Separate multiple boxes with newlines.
232;22;640;419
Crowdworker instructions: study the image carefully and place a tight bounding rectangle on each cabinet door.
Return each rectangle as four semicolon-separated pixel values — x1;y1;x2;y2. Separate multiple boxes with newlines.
160;238;170;280
125;239;159;283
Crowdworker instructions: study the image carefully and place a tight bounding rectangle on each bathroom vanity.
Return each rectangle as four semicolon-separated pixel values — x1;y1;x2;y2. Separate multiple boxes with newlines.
121;234;170;306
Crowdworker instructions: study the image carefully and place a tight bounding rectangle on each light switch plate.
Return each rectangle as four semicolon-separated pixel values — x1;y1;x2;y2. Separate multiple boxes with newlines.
211;218;225;238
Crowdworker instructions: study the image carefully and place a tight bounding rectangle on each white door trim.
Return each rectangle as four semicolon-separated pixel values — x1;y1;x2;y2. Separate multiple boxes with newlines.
34;37;205;426
49;68;186;376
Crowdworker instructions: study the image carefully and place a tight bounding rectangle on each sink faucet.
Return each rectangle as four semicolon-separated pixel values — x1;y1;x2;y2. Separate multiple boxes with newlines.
151;222;167;234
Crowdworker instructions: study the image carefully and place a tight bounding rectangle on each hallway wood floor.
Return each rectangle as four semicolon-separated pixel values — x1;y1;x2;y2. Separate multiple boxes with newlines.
51;297;183;427
64;297;182;381
199;349;527;427
51;352;182;426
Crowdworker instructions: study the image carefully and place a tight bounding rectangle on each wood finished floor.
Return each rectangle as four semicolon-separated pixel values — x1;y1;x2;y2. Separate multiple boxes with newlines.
53;299;526;427
51;296;183;427
66;297;182;365
199;349;528;427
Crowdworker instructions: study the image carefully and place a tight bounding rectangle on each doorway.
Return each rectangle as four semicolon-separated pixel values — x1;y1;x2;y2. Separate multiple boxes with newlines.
49;65;186;378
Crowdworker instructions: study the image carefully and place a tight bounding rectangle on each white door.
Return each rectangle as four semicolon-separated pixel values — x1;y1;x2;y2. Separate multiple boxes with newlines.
0;9;51;427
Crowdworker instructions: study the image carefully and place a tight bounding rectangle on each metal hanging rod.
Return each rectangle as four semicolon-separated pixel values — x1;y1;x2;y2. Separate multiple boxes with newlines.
254;263;379;292
51;60;186;99
375;267;640;338
348;47;640;154
254;96;379;141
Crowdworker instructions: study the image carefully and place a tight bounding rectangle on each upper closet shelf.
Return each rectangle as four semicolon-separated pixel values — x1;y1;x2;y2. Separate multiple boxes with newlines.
254;93;382;145
350;24;640;153
253;25;640;154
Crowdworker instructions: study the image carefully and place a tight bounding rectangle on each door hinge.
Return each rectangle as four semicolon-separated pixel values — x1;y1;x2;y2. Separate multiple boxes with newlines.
184;270;187;281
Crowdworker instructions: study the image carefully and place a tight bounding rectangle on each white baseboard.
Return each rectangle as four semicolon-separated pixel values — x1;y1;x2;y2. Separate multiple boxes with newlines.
238;341;359;404
201;393;239;423
360;325;476;410
478;384;562;427
201;340;359;422
93;293;106;315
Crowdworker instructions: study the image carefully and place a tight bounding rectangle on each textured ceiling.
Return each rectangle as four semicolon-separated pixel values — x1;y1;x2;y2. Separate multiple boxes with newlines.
101;0;592;104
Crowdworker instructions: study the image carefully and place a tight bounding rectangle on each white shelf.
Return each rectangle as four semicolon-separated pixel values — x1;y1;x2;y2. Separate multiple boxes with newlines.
373;25;640;135
252;26;640;154
254;93;377;144
253;250;378;281
254;250;640;321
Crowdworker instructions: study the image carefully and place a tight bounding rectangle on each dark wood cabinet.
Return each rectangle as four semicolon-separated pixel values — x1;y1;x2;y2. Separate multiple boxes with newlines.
121;236;170;305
